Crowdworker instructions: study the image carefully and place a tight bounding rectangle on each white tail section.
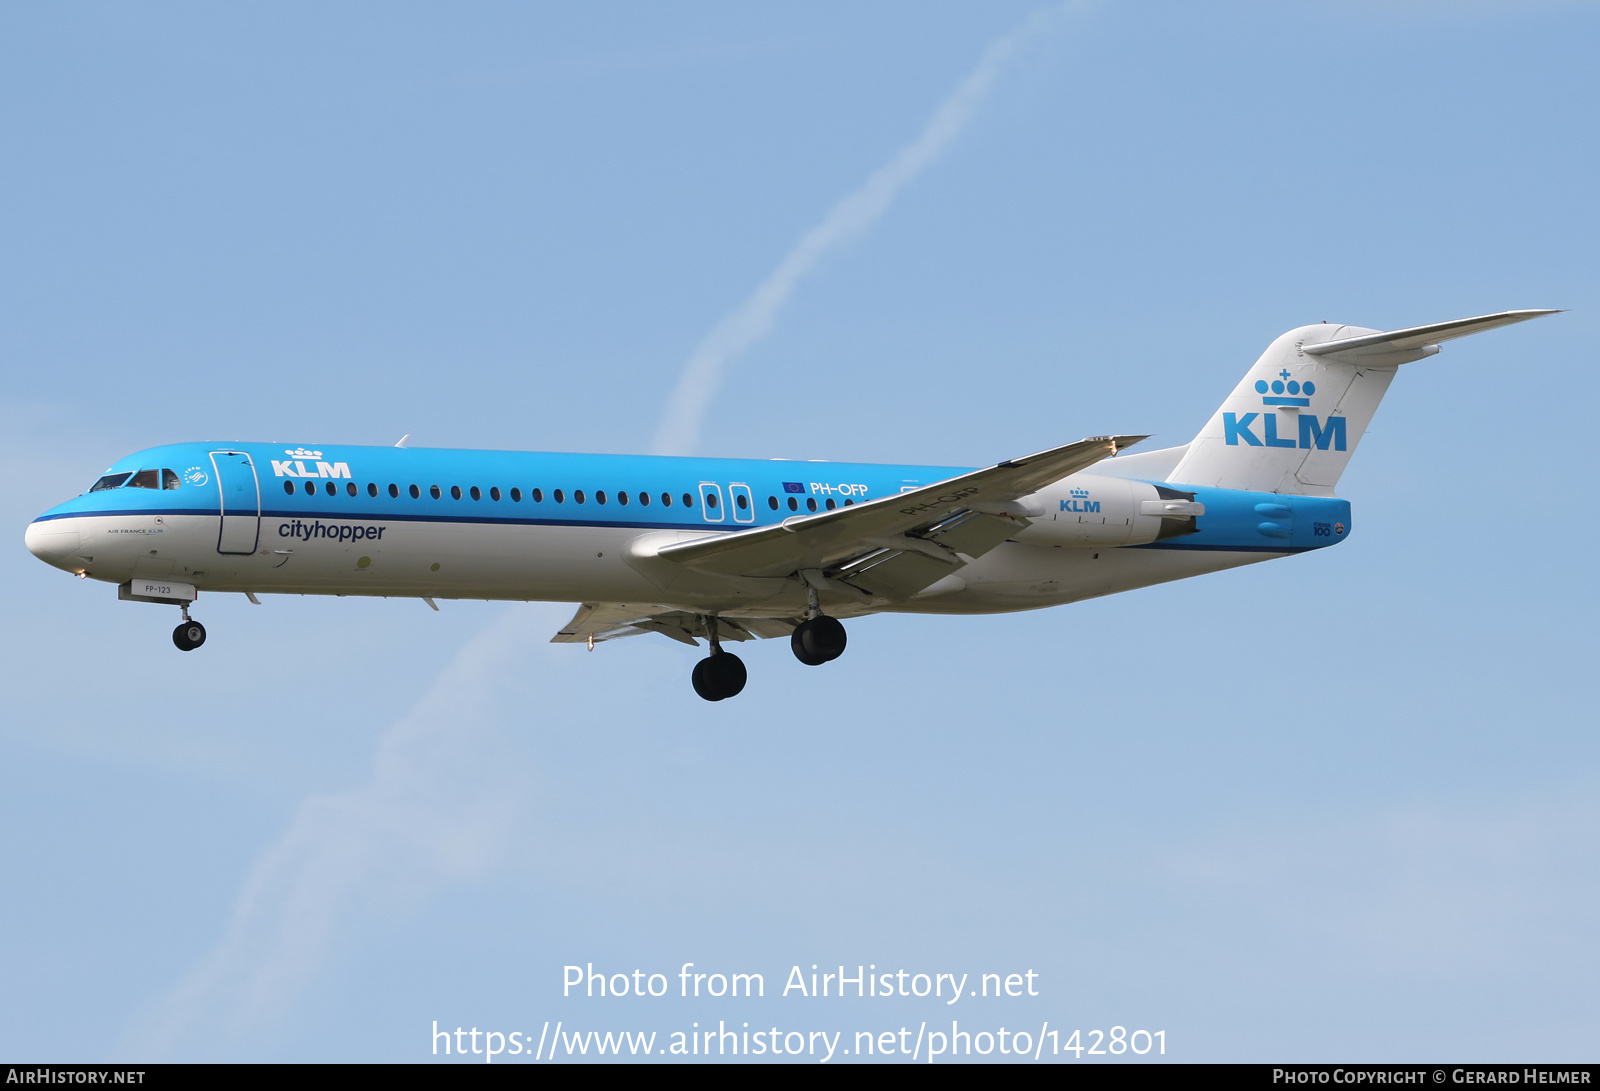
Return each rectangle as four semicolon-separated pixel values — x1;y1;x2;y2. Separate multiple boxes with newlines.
1166;310;1558;495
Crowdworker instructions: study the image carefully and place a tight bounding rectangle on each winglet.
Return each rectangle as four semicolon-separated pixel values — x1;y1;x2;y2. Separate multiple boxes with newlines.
395;434;412;448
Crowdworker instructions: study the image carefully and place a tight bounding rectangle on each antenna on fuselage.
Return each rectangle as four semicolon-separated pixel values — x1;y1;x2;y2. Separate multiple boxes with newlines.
395;434;411;448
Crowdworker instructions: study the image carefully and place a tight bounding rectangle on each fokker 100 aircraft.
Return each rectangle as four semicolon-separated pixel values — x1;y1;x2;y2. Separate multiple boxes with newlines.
26;310;1554;700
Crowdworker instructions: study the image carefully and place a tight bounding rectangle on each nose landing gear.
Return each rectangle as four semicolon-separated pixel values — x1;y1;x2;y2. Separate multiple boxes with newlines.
172;604;206;651
691;617;746;701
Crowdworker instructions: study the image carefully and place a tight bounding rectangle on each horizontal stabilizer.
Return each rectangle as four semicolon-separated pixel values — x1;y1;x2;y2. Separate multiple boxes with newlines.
1304;309;1560;363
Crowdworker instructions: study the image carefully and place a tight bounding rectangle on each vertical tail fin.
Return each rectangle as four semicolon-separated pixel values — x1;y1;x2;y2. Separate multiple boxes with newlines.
1165;310;1558;495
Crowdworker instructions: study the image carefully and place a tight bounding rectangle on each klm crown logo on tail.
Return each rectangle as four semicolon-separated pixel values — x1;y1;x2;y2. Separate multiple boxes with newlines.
1221;368;1346;451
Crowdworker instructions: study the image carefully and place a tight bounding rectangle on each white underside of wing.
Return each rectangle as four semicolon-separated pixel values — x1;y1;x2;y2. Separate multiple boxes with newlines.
551;602;797;647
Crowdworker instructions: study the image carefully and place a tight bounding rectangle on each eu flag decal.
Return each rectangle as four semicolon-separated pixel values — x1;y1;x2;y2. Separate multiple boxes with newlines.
783;482;805;493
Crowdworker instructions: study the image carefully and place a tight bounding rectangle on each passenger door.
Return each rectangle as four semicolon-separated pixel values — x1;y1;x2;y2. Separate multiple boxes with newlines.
210;451;260;554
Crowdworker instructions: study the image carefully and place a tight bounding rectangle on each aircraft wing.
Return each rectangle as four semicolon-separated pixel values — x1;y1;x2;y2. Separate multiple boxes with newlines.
654;434;1145;600
551;603;795;646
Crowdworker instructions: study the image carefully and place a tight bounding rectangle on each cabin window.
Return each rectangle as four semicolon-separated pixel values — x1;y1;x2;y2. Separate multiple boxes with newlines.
470;486;481;501
617;491;628;506
788;497;798;511
735;493;749;510
596;490;607;505
806;497;817;511
89;472;132;492
638;491;649;507
325;481;336;496
450;486;462;500
661;493;672;507
844;498;854;506
553;489;564;503
410;485;420;499
705;493;718;509
825;498;836;510
127;469;159;489
535;488;546;502
430;485;441;499
768;496;778;510
367;483;378;497
305;481;317;495
574;490;586;504
682;493;694;507
284;480;295;495
489;487;501;501
346;482;358;496
162;469;180;490
510;487;521;501
389;484;400;498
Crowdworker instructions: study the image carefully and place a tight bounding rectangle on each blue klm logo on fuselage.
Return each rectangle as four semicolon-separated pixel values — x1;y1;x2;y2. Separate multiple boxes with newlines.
1060;487;1100;513
1223;369;1346;450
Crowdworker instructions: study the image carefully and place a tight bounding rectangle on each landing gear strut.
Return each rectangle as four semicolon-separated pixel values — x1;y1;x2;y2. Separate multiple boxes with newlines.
691;617;746;701
791;583;846;666
172;603;206;652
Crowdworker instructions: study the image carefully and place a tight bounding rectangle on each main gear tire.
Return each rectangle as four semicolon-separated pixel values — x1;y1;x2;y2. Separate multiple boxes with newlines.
692;652;747;700
791;615;846;665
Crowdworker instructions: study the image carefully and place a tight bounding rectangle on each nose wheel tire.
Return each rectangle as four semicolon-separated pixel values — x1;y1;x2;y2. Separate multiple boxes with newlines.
791;615;847;666
692;652;747;701
173;621;207;651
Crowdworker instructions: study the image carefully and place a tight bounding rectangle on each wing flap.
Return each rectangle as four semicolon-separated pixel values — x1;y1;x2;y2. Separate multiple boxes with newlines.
552;602;659;644
835;549;956;600
551;603;797;647
923;510;1023;557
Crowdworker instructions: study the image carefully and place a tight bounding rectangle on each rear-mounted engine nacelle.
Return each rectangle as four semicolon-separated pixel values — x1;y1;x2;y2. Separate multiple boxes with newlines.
1013;473;1204;548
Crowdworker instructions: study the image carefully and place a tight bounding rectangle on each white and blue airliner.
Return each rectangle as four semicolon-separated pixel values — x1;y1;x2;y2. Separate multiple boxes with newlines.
26;310;1554;700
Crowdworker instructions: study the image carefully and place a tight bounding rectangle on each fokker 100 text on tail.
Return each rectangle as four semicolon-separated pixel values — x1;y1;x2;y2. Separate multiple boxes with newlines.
26;310;1556;700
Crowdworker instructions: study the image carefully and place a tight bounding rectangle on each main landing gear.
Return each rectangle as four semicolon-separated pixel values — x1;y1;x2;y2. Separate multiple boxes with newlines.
172;604;206;652
691;651;746;702
791;582;846;666
791;615;846;666
689;593;851;701
692;617;746;702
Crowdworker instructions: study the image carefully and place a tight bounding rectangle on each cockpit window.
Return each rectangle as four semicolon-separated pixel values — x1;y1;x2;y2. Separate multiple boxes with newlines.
162;469;180;490
126;469;160;489
90;472;132;492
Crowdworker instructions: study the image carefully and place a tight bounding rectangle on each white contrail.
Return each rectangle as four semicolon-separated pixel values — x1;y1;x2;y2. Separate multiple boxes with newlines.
125;607;543;1059
650;5;1069;457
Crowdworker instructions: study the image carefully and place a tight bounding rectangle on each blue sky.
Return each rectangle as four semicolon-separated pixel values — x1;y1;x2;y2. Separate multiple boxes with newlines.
3;1;1597;1063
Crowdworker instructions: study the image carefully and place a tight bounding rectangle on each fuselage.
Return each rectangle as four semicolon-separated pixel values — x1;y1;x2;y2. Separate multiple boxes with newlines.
25;441;1351;621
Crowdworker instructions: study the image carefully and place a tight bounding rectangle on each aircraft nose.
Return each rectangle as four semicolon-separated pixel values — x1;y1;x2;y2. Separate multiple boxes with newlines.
25;520;82;570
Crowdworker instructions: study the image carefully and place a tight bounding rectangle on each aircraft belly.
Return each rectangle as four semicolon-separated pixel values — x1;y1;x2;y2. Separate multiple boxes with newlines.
886;541;1281;615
